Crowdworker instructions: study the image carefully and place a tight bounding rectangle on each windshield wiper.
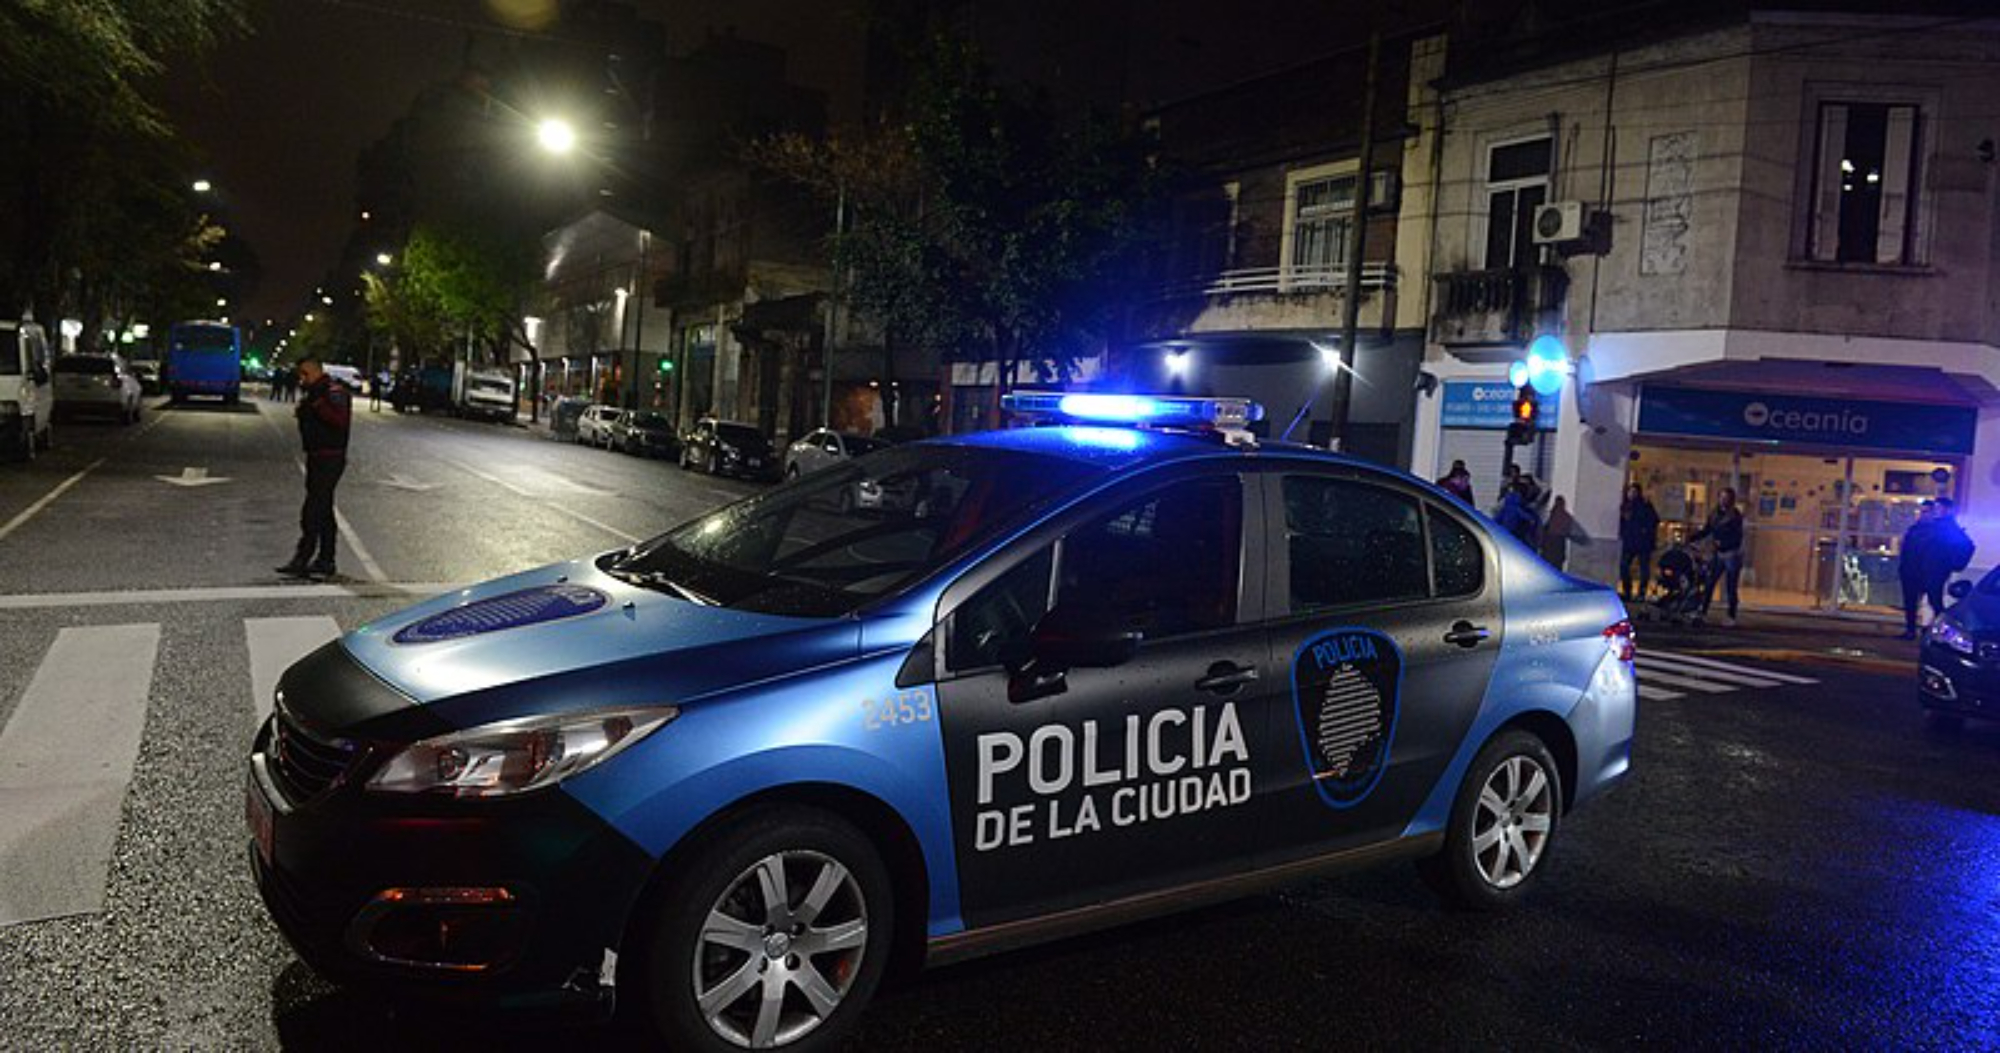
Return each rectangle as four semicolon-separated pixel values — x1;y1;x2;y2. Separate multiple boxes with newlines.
607;565;717;606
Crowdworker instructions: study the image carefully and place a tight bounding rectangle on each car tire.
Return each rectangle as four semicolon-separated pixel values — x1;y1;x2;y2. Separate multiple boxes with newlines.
14;418;34;462
786;464;800;481
1418;729;1562;912
34;416;50;453
638;806;893;1053
705;451;719;476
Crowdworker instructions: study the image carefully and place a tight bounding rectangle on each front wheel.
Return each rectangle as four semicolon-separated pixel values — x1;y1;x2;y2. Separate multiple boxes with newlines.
1419;730;1562;911
640;807;893;1053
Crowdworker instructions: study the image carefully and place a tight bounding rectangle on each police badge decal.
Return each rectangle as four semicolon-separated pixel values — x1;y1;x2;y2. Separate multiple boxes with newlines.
1290;629;1402;808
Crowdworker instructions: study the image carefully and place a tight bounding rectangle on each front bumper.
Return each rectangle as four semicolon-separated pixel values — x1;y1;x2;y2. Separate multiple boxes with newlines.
246;714;657;1010
1919;640;2000;718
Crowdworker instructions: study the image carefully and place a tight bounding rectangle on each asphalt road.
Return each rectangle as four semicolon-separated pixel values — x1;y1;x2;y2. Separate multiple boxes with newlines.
0;396;1996;1050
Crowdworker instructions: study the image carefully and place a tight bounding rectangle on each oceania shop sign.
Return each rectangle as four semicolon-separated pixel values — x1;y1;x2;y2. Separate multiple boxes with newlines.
1440;381;1559;429
1638;385;1977;455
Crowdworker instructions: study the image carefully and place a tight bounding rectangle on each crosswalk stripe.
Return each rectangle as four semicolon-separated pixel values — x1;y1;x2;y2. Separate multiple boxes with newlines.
246;617;342;723
1645;649;1819;685
1634;668;1740;694
1633;656;1789;689
0;624;161;926
1636;684;1685;702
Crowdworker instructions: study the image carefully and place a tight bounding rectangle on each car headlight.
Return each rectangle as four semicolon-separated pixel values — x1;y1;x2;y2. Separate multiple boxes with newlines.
366;705;676;798
1929;617;1976;656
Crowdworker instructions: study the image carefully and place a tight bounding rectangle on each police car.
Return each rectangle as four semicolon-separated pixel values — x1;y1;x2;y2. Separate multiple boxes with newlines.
247;393;1635;1050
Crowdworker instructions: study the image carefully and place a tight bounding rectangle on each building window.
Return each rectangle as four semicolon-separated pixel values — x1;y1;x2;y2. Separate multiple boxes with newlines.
1482;136;1553;270
1290;175;1357;281
1808;102;1921;264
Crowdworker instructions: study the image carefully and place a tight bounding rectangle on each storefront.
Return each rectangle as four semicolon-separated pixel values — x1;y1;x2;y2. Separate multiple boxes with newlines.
1435;380;1559;513
1628;385;1977;613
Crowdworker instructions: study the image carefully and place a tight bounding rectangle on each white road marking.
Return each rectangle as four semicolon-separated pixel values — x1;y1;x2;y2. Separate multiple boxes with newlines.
0;624;161;925
1645;649;1819;685
153;466;230;487
246;616;342;722
0;582;465;610
448;459;641;543
376;473;439;492
1636;684;1685;702
291;457;387;583
1634;656;1789;689
0;458;107;545
527;469;615;496
1634;668;1739;694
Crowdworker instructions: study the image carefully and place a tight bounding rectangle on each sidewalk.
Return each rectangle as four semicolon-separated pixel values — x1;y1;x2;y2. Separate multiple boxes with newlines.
1637;605;1919;675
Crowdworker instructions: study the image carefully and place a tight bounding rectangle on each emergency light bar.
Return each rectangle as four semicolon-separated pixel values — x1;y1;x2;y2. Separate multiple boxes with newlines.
1001;391;1265;430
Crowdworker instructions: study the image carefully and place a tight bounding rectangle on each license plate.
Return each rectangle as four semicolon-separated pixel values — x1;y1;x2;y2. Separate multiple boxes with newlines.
247;772;275;866
748;458;763;467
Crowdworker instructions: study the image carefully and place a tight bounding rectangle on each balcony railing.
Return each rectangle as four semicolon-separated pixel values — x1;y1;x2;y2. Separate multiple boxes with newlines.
1430;265;1568;347
1148;261;1398;302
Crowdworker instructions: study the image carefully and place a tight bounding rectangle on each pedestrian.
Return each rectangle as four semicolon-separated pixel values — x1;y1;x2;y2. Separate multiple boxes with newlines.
1897;501;1939;639
1619;484;1662;601
275;356;351;581
1691;487;1746;626
1436;459;1475;505
1926;498;1977;628
1539;495;1582;571
1497;476;1541;547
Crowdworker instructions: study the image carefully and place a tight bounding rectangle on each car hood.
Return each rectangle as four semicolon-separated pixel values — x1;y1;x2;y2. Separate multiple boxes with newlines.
330;558;863;727
1944;588;2000;633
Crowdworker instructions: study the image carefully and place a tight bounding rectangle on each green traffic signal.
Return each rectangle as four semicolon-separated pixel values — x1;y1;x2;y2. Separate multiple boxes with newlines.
658;359;674;373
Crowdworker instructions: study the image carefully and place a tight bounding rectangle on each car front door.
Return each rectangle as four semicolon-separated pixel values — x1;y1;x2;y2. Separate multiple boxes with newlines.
932;467;1297;929
1247;466;1503;863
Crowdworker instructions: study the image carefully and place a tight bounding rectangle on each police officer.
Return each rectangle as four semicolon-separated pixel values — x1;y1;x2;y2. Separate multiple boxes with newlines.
276;356;352;580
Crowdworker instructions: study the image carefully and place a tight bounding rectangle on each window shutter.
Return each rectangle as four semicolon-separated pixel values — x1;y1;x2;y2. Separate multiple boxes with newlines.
1876;106;1917;264
1812;105;1848;261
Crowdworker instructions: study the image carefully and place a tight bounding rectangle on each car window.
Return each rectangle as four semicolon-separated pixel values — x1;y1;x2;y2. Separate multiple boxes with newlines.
1057;475;1242;638
822;435;842;453
0;335;18;376
719;424;765;447
1283;475;1428;612
55;357;115;375
948;546;1055;671
848;437;890;455
1429;505;1484;597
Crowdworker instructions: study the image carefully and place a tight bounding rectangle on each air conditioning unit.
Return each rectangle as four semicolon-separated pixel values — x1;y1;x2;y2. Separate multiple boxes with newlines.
1532;201;1586;244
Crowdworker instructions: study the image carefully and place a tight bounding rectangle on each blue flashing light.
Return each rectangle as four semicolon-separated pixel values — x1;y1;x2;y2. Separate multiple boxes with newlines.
1525;335;1568;397
1058;393;1166;421
1508;361;1531;389
1002;391;1265;430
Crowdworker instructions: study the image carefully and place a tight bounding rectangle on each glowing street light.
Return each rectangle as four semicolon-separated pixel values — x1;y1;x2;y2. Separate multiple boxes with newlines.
375;252;393;267
192;179;213;193
320;295;333;306
304;313;315;323
537;117;577;155
215;297;227;308
207;261;222;272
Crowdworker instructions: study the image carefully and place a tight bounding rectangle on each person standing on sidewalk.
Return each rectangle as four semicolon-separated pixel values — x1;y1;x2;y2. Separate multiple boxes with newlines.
1619;484;1662;601
1692;487;1746;626
1436;460;1474;506
1925;498;1977;628
1540;495;1584;571
276;356;351;580
1897;501;1939;639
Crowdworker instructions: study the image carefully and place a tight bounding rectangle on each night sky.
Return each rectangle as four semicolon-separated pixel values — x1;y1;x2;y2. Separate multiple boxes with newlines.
156;0;1419;322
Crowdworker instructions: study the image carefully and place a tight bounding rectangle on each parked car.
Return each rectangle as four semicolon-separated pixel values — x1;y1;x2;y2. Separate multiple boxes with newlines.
784;428;892;479
680;417;776;479
323;363;364;392
127;359;162;395
0;319;55;459
52;354;142;424
576;405;624;448
245;392;1635;1051
611;409;678;458
550;396;591;442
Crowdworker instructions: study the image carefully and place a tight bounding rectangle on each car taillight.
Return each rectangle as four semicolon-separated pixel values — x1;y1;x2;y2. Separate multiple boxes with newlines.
1603;619;1636;663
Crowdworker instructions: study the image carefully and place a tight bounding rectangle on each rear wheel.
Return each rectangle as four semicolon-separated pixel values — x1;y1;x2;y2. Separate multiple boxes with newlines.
640;807;892;1053
33;416;50;453
13;417;33;461
1419;730;1561;911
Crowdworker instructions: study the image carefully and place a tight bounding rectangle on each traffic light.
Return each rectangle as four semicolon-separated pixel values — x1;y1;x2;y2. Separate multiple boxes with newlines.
1505;385;1538;446
657;358;674;373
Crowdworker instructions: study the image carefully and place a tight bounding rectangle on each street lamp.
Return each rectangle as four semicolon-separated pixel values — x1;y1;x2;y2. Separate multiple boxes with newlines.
207;261;222;272
375;252;393;267
192;179;213;193
216;297;227;308
536;117;577;155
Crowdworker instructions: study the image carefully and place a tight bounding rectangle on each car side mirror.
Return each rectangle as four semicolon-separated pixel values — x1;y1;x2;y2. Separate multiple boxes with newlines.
1949;580;1973;600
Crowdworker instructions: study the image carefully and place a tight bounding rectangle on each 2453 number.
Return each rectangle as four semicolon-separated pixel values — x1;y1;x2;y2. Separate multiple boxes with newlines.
861;690;934;731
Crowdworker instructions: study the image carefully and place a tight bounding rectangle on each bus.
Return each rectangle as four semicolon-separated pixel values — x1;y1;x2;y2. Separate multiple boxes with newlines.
167;320;242;404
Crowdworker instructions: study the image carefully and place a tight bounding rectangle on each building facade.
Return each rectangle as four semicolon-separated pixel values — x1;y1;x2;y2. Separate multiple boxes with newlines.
1407;8;2000;614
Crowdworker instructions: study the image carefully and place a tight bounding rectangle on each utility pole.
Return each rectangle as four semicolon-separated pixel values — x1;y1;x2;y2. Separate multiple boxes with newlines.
629;230;650;410
1327;30;1381;451
820;183;846;429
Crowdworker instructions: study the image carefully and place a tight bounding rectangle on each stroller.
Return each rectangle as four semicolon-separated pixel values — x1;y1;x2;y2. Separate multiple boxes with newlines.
1650;541;1713;624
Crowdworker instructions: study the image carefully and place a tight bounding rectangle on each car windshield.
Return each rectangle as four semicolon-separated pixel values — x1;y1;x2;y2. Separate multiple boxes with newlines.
607;444;1102;617
54;357;114;375
717;423;766;448
632;412;670;429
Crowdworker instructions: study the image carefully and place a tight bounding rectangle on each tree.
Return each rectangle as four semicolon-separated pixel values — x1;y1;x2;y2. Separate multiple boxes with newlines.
755;34;1167;425
366;222;539;366
0;0;248;322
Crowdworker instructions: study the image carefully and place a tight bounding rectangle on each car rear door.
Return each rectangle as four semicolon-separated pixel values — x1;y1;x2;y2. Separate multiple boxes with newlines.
1247;465;1503;863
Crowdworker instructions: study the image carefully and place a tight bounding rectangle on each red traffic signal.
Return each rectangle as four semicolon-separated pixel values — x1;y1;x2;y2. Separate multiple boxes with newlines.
1505;385;1538;446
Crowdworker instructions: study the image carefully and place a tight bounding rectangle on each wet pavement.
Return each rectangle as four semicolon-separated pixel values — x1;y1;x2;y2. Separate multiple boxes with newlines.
0;401;1995;1049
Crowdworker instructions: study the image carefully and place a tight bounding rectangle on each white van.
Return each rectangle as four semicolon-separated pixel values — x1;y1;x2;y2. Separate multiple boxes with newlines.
0;320;54;460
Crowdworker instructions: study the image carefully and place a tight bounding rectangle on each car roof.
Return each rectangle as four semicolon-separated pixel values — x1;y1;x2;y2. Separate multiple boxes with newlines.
929;424;1405;476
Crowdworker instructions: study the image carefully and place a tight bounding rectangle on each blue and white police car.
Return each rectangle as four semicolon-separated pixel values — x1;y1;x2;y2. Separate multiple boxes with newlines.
247;393;1636;1050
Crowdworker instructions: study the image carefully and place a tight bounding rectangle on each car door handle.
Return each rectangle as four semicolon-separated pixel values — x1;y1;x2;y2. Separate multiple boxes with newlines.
1195;662;1260;694
1444;621;1491;648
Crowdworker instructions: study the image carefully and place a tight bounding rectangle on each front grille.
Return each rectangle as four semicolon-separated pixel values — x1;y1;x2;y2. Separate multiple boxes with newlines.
269;713;359;803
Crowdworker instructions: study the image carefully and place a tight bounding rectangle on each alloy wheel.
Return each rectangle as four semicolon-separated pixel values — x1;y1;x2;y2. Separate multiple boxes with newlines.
692;850;868;1049
1471;755;1554;889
